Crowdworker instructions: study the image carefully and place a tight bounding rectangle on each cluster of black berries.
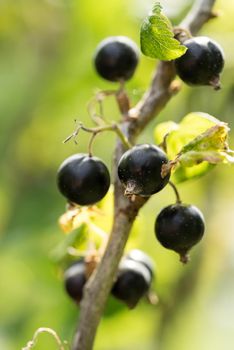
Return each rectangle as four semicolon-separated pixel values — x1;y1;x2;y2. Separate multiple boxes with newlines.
57;35;210;259
117;144;205;262
93;35;224;89
64;250;154;308
57;32;223;303
57;143;204;263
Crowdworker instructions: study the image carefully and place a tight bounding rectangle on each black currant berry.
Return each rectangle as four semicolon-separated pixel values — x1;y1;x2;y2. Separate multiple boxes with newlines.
57;154;110;206
175;36;224;89
94;36;139;82
64;260;86;303
112;259;152;309
118;144;170;196
126;249;154;278
155;203;205;263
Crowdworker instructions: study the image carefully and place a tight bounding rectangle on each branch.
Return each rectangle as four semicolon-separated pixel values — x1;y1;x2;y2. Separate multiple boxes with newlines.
72;141;147;350
128;0;217;136
181;0;217;34
72;1;218;349
128;61;177;139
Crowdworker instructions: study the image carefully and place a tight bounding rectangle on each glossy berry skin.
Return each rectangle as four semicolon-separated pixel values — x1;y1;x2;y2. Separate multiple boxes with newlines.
175;36;224;89
64;260;86;303
112;259;152;309
118;144;170;196
155;204;205;263
57;154;110;206
94;36;139;82
126;249;154;278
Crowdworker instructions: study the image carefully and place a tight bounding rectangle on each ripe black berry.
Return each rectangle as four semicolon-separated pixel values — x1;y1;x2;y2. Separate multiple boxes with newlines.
155;203;205;263
175;36;224;89
112;259;152;308
94;36;139;82
57;154;110;206
118;144;170;196
64;260;86;303
126;249;154;277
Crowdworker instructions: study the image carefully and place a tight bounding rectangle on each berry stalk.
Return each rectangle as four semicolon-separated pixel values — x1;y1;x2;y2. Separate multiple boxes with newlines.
168;181;182;204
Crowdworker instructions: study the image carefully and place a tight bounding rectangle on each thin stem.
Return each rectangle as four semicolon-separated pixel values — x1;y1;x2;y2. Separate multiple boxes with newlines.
63;126;81;144
87;86;131;122
115;81;131;116
112;123;132;149
63;122;132;151
98;99;104;119
79;123;113;134
159;133;169;153
81;123;132;150
87;91;116;125
22;327;66;350
88;132;97;157
169;181;182;204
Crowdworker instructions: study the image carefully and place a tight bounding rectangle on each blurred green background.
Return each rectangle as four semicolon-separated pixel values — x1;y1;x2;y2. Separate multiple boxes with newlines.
0;0;234;349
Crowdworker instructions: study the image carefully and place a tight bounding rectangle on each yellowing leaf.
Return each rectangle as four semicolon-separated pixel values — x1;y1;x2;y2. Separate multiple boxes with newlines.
178;123;234;166
180;123;229;154
59;207;97;234
155;112;234;183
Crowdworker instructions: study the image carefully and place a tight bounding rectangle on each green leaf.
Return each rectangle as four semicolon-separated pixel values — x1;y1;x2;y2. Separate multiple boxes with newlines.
154;121;179;145
154;112;234;183
140;2;187;60
170;163;215;183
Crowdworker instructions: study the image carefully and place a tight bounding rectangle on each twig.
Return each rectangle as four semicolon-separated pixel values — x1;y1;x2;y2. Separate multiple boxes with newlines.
72;1;218;349
63;122;132;152
22;327;67;350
